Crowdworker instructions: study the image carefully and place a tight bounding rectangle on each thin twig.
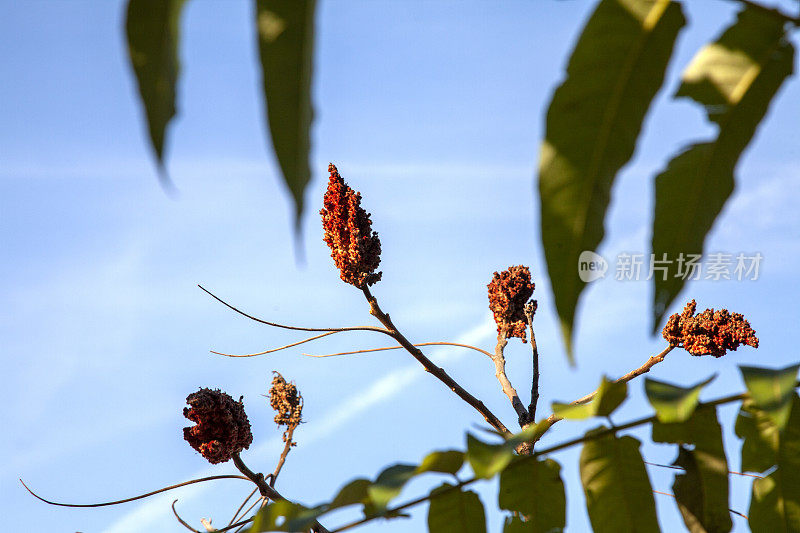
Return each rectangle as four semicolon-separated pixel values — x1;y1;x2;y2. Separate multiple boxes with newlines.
231;496;265;533
20;475;250;508
198;285;391;335
652;490;749;520
228;487;259;527
644;461;764;479
304;341;494;359
231;453;330;533
491;331;530;427
522;345;676;448
212;332;338;357
361;286;511;437
272;424;298;484
172;500;202;532
525;302;540;422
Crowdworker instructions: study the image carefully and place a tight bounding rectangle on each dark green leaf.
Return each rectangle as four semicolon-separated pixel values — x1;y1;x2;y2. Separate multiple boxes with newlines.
552;376;626;419
428;483;486;533
579;429;659;532
125;0;187;185
652;405;731;533
645;374;715;423
328;478;370;510
466;434;514;479
747;395;800;532
416;450;464;476
651;7;794;330
538;0;685;360
247;500;322;532
499;458;566;532
740;363;800;429
255;0;316;229
366;464;417;511
735;398;779;473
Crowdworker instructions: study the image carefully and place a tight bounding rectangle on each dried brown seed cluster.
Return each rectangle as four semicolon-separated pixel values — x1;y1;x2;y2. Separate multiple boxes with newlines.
320;163;382;288
488;265;535;342
183;388;253;464
662;299;759;357
269;373;303;442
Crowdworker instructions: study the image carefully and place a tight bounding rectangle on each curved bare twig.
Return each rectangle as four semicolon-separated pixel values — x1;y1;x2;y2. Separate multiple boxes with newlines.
304;341;494;359
212;331;338;357
172;500;202;532
20;475;250;508
198;285;391;335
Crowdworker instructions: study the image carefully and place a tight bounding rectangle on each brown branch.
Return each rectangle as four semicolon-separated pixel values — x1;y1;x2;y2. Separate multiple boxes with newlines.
525;302;540;421
304;341;494;359
644;460;763;479
172;500;203;532
231;496;265;533
231;452;330;533
491;331;530;427
212;332;339;357
20;475;250;508
272;423;298;484
361;286;511;436
523;345;676;447
198;285;391;335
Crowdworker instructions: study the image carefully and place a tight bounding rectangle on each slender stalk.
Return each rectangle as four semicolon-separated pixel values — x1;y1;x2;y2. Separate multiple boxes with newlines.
172;500;202;532
361;286;511;436
228;487;259;527
304;341;494;359
20;475;250;508
212;331;338;357
198;285;391;335
272;424;297;484
491;331;530;426
525;302;539;421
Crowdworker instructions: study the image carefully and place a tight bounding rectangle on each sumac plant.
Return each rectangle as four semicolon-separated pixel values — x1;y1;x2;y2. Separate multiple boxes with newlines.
24;165;800;532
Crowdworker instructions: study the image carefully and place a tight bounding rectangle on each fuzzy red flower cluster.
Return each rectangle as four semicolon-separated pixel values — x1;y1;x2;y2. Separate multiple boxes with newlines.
183;388;253;464
662;299;759;357
488;265;535;342
320;164;382;288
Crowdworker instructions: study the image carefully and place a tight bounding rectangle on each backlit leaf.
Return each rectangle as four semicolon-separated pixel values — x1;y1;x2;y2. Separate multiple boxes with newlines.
552;376;627;419
645;374;715;423
499;457;566;532
255;0;316;230
125;0;187;186
466;434;514;479
538;0;685;361
651;7;794;330
579;429;659;532
428;483;486;533
740;363;800;430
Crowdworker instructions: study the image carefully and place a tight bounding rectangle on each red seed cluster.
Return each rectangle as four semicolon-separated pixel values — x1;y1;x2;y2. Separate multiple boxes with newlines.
269;373;303;443
320;164;382;288
488;265;535;342
662;299;759;358
183;388;253;464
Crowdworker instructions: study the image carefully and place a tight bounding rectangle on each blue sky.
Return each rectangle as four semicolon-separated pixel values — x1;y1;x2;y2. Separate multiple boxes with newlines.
2;0;799;531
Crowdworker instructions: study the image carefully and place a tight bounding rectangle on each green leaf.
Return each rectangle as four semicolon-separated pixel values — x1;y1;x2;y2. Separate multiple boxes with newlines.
552;376;627;419
747;395;800;532
428;483;487;533
247;499;322;532
416;450;464;476
466;434;514;479
579;429;659;532
366;464;417;511
255;0;316;229
499;458;566;532
328;478;370;510
503;516;537;533
652;406;731;533
651;6;794;330
740;363;800;430
735;398;780;472
645;374;715;423
538;0;685;361
125;0;187;186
